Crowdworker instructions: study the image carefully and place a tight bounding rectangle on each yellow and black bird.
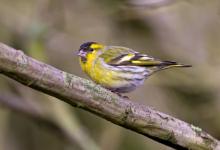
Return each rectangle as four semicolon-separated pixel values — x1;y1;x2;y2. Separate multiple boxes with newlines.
77;42;191;93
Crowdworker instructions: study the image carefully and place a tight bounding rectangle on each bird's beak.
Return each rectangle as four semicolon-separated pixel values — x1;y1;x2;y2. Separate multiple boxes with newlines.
76;50;86;58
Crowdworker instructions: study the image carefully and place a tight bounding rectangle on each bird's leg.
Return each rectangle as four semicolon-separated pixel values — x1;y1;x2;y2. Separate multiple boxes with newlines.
111;91;129;99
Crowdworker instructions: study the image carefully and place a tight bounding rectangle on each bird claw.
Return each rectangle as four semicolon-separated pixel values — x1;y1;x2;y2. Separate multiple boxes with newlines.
112;91;129;99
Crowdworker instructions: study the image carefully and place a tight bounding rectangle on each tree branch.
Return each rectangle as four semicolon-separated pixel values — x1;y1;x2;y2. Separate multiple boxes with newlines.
0;42;219;150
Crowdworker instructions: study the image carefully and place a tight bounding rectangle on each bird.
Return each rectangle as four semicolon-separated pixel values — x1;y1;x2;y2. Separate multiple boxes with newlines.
76;42;191;94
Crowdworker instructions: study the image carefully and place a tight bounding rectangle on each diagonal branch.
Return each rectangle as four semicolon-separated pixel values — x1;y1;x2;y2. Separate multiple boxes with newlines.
0;42;219;150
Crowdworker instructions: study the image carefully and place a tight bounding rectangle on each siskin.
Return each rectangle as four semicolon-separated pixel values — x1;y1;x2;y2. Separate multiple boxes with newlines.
77;42;191;94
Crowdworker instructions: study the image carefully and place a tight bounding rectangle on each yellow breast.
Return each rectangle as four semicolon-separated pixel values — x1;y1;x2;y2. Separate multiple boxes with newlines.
79;53;114;87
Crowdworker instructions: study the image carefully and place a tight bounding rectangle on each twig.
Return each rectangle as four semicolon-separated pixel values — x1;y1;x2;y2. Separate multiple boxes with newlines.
0;42;219;150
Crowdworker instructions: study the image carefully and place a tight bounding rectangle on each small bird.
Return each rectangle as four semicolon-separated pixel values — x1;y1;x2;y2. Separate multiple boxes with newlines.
77;42;191;94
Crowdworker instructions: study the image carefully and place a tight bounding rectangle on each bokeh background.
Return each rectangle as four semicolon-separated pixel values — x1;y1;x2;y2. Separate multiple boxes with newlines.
0;0;220;150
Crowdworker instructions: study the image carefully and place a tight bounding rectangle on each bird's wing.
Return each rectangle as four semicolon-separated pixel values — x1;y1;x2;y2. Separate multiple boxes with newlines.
100;46;163;67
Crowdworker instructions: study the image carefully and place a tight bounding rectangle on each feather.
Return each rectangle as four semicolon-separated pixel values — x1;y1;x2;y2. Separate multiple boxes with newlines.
101;48;191;68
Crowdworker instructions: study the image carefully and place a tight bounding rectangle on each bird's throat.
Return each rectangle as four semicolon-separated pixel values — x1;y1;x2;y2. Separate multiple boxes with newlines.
80;56;87;63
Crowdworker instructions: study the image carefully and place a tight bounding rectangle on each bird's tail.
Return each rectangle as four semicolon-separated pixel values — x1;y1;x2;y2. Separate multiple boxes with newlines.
159;61;192;69
144;60;192;77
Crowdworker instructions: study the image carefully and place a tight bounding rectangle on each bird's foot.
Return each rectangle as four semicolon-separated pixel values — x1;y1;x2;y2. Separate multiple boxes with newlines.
112;91;129;99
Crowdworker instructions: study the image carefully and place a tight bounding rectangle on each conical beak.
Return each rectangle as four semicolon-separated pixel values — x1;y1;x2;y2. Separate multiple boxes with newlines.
76;50;86;58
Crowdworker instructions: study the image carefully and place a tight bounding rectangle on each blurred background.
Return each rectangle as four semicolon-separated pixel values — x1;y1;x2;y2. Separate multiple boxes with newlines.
0;0;220;150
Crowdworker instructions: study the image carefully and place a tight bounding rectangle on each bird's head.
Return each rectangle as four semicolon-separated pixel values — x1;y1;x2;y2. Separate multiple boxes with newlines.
77;42;104;63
